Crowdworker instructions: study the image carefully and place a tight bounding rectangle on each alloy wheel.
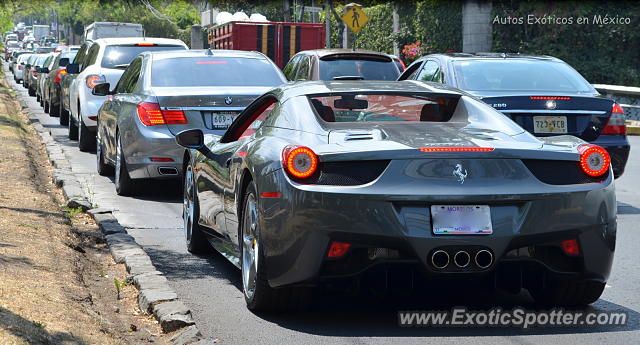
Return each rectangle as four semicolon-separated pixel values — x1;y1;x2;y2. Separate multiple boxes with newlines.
183;164;195;243
242;194;259;300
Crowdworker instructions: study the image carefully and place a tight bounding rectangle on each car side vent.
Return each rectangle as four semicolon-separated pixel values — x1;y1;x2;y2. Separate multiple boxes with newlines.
291;160;390;186
522;159;609;185
344;133;375;141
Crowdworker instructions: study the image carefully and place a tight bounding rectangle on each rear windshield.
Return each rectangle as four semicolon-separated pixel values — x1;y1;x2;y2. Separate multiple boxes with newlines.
7;42;20;48
101;44;185;69
319;57;400;80
452;59;594;93
308;93;458;123
151;57;284;87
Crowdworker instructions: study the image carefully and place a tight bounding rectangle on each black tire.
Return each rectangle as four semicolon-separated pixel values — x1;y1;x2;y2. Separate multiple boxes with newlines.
529;278;605;307
115;134;136;196
49;101;59;117
44;100;50;113
28;86;35;96
183;161;210;254
37;93;41;103
78;119;96;152
59;102;68;125
96;129;114;176
240;181;310;312
68;115;78;140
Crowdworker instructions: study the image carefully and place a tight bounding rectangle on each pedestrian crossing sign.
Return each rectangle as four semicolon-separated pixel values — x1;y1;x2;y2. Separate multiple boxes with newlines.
342;4;369;34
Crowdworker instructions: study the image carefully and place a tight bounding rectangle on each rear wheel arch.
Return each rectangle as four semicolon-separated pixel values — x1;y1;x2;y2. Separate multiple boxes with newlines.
237;168;254;236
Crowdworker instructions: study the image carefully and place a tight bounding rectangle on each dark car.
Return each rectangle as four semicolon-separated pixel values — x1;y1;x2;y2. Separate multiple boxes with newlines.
283;49;401;81
94;49;286;196
42;50;77;117
176;80;616;311
399;53;630;177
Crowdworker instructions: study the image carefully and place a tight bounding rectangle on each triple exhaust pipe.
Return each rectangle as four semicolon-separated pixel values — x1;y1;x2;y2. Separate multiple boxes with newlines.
431;248;493;270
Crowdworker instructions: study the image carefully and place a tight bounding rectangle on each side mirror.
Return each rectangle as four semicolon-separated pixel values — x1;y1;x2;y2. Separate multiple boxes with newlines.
66;63;79;74
175;129;205;150
92;82;111;96
59;57;69;67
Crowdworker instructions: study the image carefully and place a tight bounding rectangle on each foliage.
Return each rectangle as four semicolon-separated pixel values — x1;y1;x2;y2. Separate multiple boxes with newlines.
492;0;640;86
324;1;461;60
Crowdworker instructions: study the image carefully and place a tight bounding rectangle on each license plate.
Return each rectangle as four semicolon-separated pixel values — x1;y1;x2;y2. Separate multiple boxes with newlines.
203;112;237;129
431;205;492;235
533;116;567;134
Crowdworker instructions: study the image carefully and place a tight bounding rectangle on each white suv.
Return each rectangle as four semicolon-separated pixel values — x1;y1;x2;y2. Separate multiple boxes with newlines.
67;37;187;151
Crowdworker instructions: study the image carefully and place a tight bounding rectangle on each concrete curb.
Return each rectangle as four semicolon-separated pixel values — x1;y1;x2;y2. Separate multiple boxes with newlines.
7;76;205;345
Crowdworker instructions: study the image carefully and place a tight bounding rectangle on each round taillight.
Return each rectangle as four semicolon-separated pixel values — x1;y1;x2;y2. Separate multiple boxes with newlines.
282;146;318;179
578;144;610;177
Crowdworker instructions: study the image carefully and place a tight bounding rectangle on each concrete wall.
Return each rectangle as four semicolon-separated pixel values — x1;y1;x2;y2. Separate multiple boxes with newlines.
462;0;492;53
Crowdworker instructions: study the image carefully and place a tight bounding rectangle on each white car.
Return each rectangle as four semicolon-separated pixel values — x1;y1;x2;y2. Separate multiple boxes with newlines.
13;53;33;83
66;37;187;151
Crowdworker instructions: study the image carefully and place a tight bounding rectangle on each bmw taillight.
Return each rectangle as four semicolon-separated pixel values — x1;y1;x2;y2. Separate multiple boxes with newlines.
282;145;319;179
578;144;610;177
136;102;188;126
85;74;106;89
602;103;627;135
54;69;67;83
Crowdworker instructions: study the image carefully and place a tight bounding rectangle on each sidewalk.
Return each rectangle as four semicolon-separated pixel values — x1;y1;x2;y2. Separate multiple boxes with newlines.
0;74;164;344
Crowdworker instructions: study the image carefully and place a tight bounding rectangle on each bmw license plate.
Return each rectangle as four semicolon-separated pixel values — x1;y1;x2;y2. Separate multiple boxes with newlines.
533;116;567;134
431;205;492;235
203;112;238;129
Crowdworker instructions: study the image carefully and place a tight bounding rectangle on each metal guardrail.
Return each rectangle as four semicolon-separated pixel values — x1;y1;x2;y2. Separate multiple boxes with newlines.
593;84;640;121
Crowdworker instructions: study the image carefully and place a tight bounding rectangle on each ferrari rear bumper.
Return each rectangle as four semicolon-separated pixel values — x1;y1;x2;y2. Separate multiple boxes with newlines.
258;164;616;289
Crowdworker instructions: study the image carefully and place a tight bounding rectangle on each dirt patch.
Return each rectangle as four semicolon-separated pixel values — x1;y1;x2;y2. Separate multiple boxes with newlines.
0;76;165;344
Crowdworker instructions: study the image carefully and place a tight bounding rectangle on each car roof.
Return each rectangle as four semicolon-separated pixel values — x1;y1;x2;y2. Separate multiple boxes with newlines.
276;80;464;99
424;52;563;63
143;49;268;61
91;37;187;47
299;48;397;59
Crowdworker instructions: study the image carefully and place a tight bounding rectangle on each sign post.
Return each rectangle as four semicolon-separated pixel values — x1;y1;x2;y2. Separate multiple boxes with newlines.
341;3;368;51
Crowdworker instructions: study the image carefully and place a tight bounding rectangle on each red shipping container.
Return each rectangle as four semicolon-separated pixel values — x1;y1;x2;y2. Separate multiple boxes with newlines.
208;21;326;69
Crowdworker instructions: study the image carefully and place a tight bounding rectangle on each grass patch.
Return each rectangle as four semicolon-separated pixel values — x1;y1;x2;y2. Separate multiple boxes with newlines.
63;206;83;220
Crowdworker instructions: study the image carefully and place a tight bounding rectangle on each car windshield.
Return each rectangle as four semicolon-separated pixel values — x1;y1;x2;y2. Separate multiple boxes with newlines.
35;55;48;65
151;56;283;87
60;51;77;61
308;93;459;123
452;59;594;93
319;57;400;80
101;44;185;69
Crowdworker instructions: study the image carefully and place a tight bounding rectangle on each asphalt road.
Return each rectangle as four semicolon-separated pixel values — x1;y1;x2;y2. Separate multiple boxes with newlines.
6;66;640;344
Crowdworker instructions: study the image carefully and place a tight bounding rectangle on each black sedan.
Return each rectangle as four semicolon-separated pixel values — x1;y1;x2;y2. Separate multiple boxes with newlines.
177;81;616;311
399;53;630;177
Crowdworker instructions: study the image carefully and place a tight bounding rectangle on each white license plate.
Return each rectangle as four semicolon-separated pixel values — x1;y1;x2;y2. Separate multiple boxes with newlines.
431;205;492;235
204;112;237;129
533;116;568;134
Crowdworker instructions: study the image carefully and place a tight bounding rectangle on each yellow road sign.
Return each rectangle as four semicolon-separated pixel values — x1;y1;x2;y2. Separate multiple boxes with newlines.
342;5;369;34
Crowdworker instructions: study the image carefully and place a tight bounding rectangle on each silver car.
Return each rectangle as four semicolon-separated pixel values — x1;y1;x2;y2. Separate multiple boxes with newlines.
94;49;287;196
